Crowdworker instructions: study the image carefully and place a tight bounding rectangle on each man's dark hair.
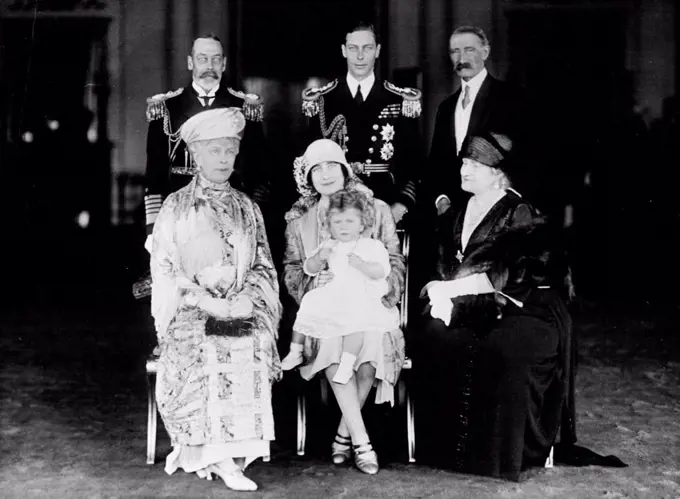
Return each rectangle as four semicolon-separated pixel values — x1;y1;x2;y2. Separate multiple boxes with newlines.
191;33;225;55
343;20;380;46
451;25;490;47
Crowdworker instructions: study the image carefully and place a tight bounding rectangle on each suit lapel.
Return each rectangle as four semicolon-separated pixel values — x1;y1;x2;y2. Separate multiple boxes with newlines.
449;88;462;152
467;75;494;137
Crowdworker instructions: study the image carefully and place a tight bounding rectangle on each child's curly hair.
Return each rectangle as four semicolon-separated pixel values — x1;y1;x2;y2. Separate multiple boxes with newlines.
325;189;375;231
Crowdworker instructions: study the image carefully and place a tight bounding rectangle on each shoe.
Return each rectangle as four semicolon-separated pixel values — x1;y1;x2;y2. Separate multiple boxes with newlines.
223;471;258;492
281;349;304;371
353;442;379;475
331;433;352;465
208;465;258;491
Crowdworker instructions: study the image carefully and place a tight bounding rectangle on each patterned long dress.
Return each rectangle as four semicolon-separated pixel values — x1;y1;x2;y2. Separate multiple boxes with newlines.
151;174;281;474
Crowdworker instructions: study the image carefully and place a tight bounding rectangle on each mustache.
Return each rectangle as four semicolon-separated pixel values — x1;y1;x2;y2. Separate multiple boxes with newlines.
199;70;219;79
455;62;473;71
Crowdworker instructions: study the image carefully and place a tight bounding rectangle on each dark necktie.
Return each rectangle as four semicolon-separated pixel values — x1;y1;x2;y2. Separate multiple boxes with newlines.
200;96;211;107
354;86;364;105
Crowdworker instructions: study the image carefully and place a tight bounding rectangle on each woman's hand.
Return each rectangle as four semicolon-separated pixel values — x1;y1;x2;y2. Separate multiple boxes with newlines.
229;295;254;318
197;296;231;319
429;298;453;326
419;280;441;299
316;270;334;288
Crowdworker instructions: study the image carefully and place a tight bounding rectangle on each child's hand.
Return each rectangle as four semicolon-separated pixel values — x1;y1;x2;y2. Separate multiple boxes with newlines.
348;253;366;271
317;239;337;263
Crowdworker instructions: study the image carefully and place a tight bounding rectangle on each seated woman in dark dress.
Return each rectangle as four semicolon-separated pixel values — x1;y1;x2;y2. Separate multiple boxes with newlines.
410;132;576;481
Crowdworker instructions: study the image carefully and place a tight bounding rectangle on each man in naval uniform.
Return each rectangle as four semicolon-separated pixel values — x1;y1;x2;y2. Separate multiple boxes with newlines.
301;22;423;226
143;34;270;251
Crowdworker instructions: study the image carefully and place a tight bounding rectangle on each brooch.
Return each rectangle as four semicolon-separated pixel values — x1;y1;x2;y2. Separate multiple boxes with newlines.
380;123;395;142
380;142;394;161
456;249;464;263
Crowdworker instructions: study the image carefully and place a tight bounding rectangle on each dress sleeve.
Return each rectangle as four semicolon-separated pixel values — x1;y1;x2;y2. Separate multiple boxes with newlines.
282;219;315;305
361;238;391;277
240;201;282;338
150;196;182;339
373;202;405;308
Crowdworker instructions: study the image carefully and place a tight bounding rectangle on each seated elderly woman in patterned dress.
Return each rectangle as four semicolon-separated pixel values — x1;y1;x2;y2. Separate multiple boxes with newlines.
150;108;281;492
281;139;406;475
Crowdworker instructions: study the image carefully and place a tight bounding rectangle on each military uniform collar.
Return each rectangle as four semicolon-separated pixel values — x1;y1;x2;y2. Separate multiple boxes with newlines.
191;81;220;98
346;72;375;100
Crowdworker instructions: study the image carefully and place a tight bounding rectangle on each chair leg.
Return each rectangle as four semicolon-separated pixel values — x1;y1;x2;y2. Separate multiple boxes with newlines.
319;376;329;406
544;445;554;468
406;384;416;463
146;372;158;465
296;391;306;456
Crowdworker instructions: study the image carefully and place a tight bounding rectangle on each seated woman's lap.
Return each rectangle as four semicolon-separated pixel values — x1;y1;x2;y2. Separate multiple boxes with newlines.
411;313;562;471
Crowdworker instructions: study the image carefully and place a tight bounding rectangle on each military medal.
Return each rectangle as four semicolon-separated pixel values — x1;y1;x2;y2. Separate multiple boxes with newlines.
456;249;464;263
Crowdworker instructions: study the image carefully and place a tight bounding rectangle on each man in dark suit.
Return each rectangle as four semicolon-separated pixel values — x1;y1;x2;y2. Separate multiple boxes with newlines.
424;26;525;216
301;22;423;226
143;34;270;251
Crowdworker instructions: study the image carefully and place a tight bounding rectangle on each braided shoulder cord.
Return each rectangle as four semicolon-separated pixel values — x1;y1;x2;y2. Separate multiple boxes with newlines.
318;97;347;148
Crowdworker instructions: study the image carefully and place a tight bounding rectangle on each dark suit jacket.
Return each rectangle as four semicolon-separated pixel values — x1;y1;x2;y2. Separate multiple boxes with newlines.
305;78;423;209
423;74;526;212
145;83;270;232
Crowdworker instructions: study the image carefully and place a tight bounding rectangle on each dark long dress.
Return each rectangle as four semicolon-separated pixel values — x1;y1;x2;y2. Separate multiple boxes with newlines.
409;190;576;481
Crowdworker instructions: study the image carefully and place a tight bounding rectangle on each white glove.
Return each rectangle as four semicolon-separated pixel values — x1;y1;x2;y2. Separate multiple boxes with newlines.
429;297;453;326
144;235;153;254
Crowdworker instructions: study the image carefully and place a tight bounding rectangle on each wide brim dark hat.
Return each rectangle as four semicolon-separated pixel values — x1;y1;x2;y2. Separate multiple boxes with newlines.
461;132;514;171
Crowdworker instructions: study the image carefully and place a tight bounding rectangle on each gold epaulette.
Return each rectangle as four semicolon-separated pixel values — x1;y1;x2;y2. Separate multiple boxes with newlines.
301;79;338;117
145;87;184;123
384;80;422;118
228;88;264;122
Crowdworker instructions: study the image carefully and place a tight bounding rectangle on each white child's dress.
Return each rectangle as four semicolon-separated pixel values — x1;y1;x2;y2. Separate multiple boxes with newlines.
294;237;400;338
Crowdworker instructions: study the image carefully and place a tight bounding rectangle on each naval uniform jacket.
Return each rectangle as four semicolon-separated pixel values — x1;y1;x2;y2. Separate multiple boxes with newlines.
144;83;269;234
302;78;423;210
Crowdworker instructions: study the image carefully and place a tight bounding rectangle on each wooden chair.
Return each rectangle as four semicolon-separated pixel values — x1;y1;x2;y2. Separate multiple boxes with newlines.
296;230;416;463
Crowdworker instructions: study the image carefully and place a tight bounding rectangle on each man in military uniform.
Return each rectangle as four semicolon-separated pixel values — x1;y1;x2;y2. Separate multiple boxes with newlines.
143;33;269;251
301;22;423;225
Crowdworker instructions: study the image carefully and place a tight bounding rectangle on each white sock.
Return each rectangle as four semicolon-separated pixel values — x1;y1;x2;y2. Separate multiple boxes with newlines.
288;343;303;354
281;343;304;370
332;352;357;384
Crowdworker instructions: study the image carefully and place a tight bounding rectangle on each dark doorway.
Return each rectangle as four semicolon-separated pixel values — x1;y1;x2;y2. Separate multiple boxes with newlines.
506;7;651;301
0;16;111;238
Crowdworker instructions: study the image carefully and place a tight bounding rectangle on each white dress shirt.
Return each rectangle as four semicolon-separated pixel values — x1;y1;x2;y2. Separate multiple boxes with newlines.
346;72;375;100
435;68;489;209
454;67;488;154
192;81;219;107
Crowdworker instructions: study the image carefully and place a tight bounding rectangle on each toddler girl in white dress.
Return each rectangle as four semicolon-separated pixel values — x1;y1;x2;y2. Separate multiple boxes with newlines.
281;190;400;384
